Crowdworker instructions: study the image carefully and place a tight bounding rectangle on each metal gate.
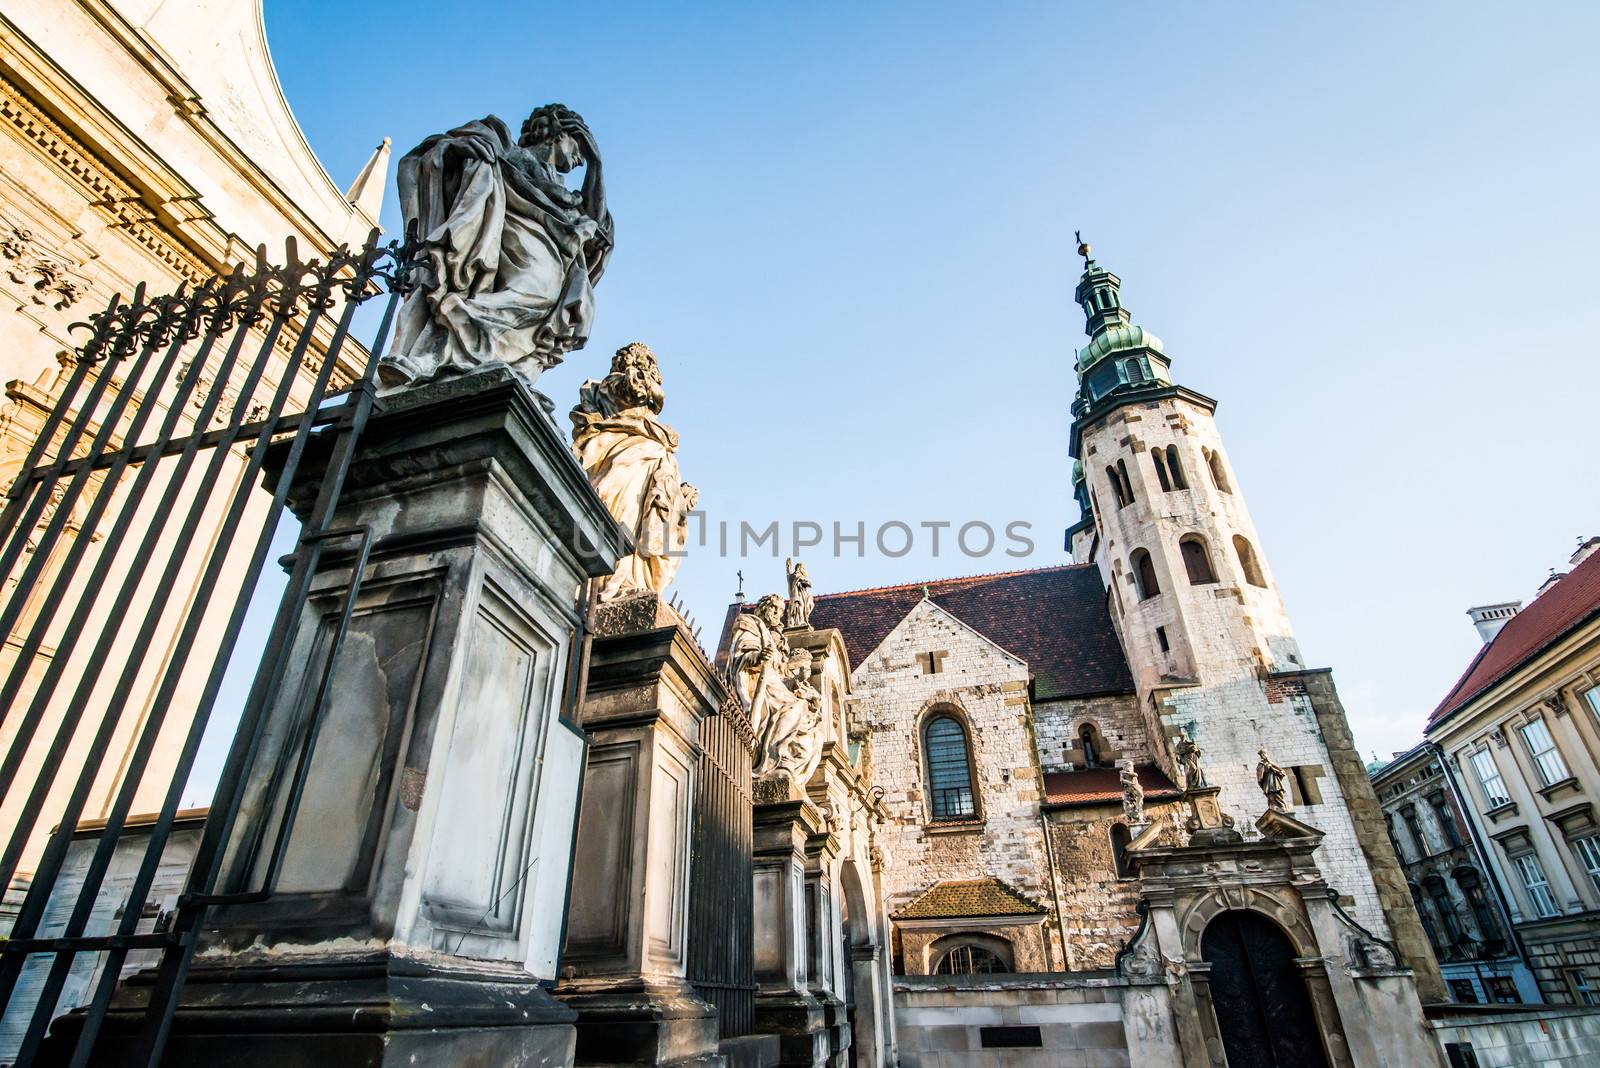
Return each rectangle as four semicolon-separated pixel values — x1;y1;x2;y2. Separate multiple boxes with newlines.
686;697;756;1038
0;231;410;1066
1200;909;1331;1068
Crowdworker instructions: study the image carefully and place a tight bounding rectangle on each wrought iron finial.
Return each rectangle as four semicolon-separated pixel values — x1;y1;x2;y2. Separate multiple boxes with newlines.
735;568;745;602
1075;230;1092;264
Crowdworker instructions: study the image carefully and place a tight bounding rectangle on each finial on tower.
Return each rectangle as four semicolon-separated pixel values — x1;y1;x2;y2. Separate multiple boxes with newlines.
1075;230;1092;265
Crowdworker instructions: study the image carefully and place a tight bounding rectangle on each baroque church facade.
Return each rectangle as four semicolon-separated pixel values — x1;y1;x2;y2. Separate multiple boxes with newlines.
724;242;1449;1066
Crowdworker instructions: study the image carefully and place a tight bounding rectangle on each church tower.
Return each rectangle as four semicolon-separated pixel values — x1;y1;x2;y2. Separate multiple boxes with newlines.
1063;238;1443;996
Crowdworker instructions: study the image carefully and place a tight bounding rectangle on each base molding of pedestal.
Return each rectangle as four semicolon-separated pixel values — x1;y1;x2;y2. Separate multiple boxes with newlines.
751;993;829;1068
558;977;726;1067
39;954;576;1068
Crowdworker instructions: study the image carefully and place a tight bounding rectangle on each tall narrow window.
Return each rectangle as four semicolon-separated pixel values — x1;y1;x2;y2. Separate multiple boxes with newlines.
1151;449;1172;492
1165;445;1187;489
1573;835;1600;897
1430;793;1463;849
1203;448;1232;492
1126;358;1146;384
1426;878;1462;944
1233;535;1267;587
1584;684;1600;721
1454;870;1500;942
1470;749;1511;807
924;714;976;822
1106;466;1129;508
1179;535;1216;585
1519;718;1569;786
1512;853;1559;918
1116;459;1136;506
1402;806;1429;857
1131;549;1160;600
1080;724;1102;768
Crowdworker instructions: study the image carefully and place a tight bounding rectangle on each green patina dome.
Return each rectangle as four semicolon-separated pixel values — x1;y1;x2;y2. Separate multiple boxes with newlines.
1071;458;1084;484
1076;322;1165;372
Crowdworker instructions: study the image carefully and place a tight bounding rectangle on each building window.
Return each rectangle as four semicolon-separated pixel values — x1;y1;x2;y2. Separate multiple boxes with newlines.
1585;684;1600;720
1430;793;1463;849
1567;969;1598;1006
1131;549;1160;600
1232;535;1267;587
923;714;977;822
1179;535;1216;585
1402;806;1430;857
1156;626;1170;653
1125;358;1145;384
1572;835;1600;896
1107;462;1135;508
1427;878;1462;945
1110;823;1133;878
1117;459;1136;506
1448;979;1479;1004
1410;883;1439;948
1202;447;1232;493
935;944;1009;975
921;650;947;674
1455;869;1501;943
1470;749;1511;807
1518;718;1569;786
1165;445;1187;490
1486;976;1520;1004
1511;853;1560;918
1152;448;1172;491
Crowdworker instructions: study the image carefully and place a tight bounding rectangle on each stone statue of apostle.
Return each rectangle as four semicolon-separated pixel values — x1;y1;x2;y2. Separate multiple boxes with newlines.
382;103;613;388
1256;749;1289;811
571;342;698;601
725;594;824;784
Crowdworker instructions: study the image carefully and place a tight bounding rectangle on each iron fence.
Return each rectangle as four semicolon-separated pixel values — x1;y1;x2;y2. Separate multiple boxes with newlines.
0;231;411;1066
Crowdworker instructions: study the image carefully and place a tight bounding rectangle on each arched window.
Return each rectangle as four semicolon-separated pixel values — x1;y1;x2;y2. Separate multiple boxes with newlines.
923;714;976;822
1126;358;1145;384
1203;448;1232;493
1179;535;1216;585
1131;549;1160;600
1080;724;1101;768
1110;823;1133;878
1106;466;1128;508
1151;449;1171;492
935;943;1010;975
1116;459;1136;506
1165;445;1187;490
1233;535;1267;587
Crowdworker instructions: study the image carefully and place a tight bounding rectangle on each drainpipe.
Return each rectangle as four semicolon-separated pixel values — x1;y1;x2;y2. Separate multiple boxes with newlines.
1428;740;1534;973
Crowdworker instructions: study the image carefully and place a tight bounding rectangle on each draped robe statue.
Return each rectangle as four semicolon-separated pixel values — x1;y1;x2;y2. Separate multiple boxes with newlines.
1256;749;1289;811
382;104;613;387
725;594;824;783
570;343;698;601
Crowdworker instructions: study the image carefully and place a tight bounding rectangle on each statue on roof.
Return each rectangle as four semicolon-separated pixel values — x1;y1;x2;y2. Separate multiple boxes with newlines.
1256;749;1289;812
571;342;698;601
1175;727;1206;790
382;103;613;388
784;558;814;628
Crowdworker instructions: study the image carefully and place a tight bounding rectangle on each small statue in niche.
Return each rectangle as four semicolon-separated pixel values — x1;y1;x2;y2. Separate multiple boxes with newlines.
1256;749;1289;812
784;557;814;628
384;103;613;387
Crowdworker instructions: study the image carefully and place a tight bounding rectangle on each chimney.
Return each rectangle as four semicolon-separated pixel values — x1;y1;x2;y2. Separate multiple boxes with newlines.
1572;535;1600;568
1467;602;1521;644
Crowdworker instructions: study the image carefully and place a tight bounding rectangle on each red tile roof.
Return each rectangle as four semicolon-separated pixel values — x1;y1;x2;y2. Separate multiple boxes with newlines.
892;877;1046;920
716;565;1133;701
1428;549;1600;730
1042;764;1180;807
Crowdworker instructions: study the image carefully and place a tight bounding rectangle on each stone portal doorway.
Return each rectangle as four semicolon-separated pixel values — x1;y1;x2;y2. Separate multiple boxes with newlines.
1200;910;1329;1068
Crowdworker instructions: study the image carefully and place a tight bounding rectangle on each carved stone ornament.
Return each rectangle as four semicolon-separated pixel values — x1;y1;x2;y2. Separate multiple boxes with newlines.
725;594;825;785
570;342;698;601
784;557;814;628
1;224;85;311
1119;759;1145;825
382;104;613;389
1174;726;1205;790
1256;749;1289;812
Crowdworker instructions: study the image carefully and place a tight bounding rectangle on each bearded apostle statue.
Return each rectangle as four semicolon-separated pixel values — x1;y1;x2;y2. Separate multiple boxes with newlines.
382;103;613;387
570;343;698;601
725;594;826;784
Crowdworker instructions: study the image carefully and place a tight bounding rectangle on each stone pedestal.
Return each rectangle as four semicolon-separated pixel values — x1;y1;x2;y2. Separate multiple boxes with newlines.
558;595;725;1067
752;793;828;1068
52;368;629;1065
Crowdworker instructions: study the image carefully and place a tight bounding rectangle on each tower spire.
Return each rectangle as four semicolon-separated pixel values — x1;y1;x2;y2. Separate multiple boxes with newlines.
1067;241;1171;416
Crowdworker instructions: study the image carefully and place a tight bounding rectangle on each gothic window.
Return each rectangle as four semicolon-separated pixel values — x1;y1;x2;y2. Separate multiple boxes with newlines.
1233;535;1267;587
1179;535;1216;585
1117;459;1136;506
1469;749;1510;807
1152;449;1171;491
1110;823;1133;878
1203;447;1232;493
1079;723;1107;768
1519;718;1569;786
1131;549;1160;600
923;714;977;822
1165;445;1187;489
1106;466;1130;509
935;943;1009;975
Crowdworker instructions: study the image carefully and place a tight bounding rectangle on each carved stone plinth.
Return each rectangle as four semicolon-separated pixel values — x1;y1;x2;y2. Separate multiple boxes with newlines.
45;367;629;1065
752;800;828;1068
558;606;725;1066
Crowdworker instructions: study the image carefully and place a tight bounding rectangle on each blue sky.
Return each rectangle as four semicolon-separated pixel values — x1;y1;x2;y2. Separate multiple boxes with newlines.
262;0;1600;763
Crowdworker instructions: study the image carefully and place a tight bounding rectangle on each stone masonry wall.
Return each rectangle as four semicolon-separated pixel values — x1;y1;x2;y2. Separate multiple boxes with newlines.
1034;695;1146;774
853;599;1063;969
1046;800;1184;970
